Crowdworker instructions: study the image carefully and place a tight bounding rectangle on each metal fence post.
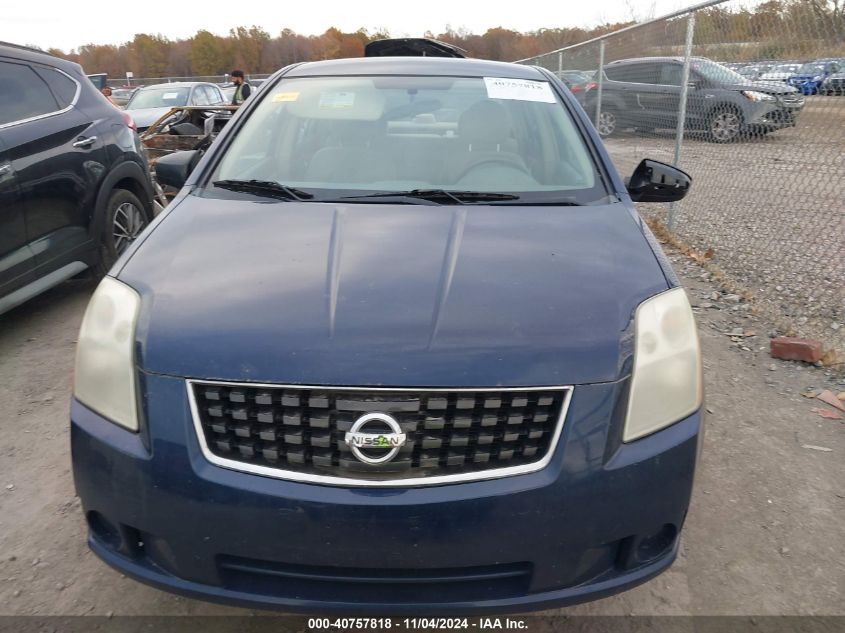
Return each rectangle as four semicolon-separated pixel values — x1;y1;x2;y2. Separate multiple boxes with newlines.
594;40;605;131
558;52;563;77
667;12;696;231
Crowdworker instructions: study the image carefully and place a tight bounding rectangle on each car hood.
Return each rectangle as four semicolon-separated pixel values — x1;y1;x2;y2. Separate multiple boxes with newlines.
123;106;174;129
119;197;670;387
741;81;799;94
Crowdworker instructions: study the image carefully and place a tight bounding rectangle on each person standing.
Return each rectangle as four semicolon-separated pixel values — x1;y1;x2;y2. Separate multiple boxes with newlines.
230;70;251;105
101;86;118;107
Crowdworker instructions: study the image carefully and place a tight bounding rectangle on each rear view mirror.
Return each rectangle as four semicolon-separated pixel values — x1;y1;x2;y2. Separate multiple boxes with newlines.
155;150;201;190
626;159;691;203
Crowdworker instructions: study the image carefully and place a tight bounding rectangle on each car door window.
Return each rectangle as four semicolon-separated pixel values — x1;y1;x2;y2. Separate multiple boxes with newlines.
192;86;211;106
209;86;224;104
604;63;660;84
31;66;79;108
0;61;60;126
658;64;684;86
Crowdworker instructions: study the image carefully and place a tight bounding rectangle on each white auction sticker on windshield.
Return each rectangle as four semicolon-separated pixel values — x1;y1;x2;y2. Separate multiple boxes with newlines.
484;77;556;103
162;92;179;100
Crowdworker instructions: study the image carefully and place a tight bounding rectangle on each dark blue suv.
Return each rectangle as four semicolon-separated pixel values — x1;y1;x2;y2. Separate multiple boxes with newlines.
0;42;155;315
71;47;703;613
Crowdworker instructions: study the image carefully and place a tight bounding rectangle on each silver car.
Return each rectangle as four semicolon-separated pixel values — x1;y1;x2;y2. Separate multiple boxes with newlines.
124;82;226;131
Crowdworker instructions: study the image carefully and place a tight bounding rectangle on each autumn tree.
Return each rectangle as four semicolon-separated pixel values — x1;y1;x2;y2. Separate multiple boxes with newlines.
229;26;270;72
190;30;231;75
128;34;170;76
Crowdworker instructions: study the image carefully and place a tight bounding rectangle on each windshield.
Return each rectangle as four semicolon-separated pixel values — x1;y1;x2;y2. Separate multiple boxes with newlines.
769;64;799;73
209;75;605;204
691;59;748;84
797;63;825;75
126;87;190;109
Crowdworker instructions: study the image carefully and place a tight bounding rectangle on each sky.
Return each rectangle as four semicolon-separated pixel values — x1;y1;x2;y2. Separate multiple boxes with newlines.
0;0;690;52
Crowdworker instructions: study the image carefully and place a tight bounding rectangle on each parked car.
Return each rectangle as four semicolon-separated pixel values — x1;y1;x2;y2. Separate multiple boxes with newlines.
557;70;597;98
558;70;592;85
788;59;843;94
71;39;703;613
821;66;845;95
111;87;137;108
0;42;155;315
124;82;226;131
220;84;236;102
736;64;772;81
759;63;802;82
582;56;804;142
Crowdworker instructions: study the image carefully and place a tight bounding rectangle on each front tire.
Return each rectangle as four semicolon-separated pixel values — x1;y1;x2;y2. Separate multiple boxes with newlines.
96;189;149;275
707;107;742;143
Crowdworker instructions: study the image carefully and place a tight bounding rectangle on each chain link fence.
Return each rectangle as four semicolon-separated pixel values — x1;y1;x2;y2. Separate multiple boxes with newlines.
106;73;272;88
517;0;845;361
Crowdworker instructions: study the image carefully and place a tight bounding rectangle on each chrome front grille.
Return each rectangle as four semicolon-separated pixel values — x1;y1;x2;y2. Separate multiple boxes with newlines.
188;381;572;487
779;93;805;107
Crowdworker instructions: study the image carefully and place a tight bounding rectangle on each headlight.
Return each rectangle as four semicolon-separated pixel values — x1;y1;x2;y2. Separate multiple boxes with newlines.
741;90;776;102
623;288;702;442
74;277;141;431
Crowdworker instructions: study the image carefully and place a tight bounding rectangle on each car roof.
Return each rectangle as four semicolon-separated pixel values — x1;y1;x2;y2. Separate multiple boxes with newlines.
138;82;213;89
285;56;546;80
0;41;83;75
607;56;715;66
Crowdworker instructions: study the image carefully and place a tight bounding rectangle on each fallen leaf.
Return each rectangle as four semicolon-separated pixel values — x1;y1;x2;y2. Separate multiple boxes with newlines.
703;247;714;260
801;389;821;398
816;390;845;412
838;392;845;402
811;407;843;420
801;444;833;452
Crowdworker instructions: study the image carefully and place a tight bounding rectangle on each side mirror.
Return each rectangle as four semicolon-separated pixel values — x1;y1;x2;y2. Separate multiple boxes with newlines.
626;159;691;203
155;150;201;190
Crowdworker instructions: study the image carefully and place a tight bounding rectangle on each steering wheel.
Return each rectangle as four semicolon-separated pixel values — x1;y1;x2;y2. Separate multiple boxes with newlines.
455;158;533;184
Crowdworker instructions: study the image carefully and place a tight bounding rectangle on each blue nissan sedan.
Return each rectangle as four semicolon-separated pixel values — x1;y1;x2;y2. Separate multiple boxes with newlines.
71;41;702;613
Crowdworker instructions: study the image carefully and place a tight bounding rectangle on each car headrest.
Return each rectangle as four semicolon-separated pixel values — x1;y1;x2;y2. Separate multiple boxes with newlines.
458;100;511;146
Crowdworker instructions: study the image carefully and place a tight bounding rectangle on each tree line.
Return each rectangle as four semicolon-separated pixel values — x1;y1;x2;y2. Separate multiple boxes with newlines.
39;0;845;79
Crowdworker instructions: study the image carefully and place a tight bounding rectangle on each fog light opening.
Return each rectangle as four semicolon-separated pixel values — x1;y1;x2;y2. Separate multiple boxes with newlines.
86;511;120;549
636;524;677;563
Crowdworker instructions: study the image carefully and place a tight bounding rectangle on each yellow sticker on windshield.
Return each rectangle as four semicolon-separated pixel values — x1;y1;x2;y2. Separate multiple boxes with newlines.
272;92;300;103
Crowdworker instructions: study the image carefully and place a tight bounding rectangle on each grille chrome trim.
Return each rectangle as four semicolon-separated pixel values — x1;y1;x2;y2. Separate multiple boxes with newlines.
186;379;573;488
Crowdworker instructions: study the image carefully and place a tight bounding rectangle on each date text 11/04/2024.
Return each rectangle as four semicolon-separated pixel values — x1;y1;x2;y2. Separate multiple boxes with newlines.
307;618;529;630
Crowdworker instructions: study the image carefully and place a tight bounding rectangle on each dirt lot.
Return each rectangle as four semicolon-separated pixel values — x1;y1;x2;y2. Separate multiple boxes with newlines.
603;96;845;358
0;245;843;619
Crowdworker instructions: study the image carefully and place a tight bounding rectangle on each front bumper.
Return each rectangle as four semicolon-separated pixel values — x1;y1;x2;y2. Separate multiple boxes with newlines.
71;372;702;614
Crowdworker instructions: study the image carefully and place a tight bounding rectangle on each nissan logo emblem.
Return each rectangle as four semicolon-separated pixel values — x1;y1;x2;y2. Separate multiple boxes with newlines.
344;412;407;465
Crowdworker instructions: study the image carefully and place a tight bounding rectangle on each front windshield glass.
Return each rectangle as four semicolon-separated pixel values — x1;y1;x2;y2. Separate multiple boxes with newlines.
797;63;825;75
691;59;748;84
210;75;605;203
126;87;190;109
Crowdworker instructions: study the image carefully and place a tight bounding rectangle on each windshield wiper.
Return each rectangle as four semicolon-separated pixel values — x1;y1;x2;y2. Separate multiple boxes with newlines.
339;189;520;204
212;179;314;201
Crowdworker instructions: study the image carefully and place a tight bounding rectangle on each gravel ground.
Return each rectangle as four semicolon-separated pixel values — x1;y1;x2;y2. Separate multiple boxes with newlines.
0;245;843;618
604;95;845;359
